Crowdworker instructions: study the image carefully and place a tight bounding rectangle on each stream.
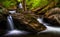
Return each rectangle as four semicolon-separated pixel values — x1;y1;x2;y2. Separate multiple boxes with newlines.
5;15;29;36
37;17;60;34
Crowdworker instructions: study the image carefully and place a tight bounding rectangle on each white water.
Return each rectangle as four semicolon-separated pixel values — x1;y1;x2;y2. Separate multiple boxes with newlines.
37;17;60;34
6;15;29;36
19;3;23;8
5;30;28;36
7;15;14;30
9;10;16;14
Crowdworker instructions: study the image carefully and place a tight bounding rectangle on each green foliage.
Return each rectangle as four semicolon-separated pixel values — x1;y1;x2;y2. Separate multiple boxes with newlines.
0;0;16;8
17;0;22;2
55;0;60;7
3;1;11;8
26;0;49;10
0;0;6;3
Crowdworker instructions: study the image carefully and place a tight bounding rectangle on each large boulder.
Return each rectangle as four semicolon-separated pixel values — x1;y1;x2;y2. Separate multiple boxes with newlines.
11;13;46;32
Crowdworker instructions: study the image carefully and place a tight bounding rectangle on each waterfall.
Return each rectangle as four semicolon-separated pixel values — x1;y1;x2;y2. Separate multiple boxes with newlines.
37;17;60;34
7;15;14;30
19;3;23;8
9;10;16;14
4;11;29;36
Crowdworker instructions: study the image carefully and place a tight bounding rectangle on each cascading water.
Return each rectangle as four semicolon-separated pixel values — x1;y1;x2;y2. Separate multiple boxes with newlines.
7;15;14;30
5;15;28;36
4;11;29;36
19;3;23;9
37;17;60;34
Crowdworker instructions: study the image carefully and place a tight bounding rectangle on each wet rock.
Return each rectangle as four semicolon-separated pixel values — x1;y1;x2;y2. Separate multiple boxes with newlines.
44;8;60;27
11;13;46;32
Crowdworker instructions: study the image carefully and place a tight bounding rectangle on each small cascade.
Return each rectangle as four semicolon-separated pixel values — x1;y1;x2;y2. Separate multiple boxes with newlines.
4;11;29;36
7;15;14;30
19;3;23;9
37;17;60;34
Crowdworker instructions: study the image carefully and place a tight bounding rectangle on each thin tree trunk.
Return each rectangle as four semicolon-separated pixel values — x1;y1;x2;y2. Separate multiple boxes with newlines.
22;0;27;13
15;0;20;13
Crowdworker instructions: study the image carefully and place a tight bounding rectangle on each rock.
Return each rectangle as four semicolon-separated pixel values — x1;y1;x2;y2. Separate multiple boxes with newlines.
11;13;46;32
44;8;60;26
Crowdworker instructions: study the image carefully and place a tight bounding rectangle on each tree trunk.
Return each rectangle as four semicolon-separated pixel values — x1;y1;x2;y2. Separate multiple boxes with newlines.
22;0;27;13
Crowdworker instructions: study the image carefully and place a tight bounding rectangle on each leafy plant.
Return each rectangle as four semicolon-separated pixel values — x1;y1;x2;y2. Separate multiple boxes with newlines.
26;0;49;10
0;0;16;8
17;0;21;2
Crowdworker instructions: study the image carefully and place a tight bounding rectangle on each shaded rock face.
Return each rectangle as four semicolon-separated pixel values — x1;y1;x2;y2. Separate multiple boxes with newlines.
44;8;60;27
11;13;46;32
0;16;7;36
